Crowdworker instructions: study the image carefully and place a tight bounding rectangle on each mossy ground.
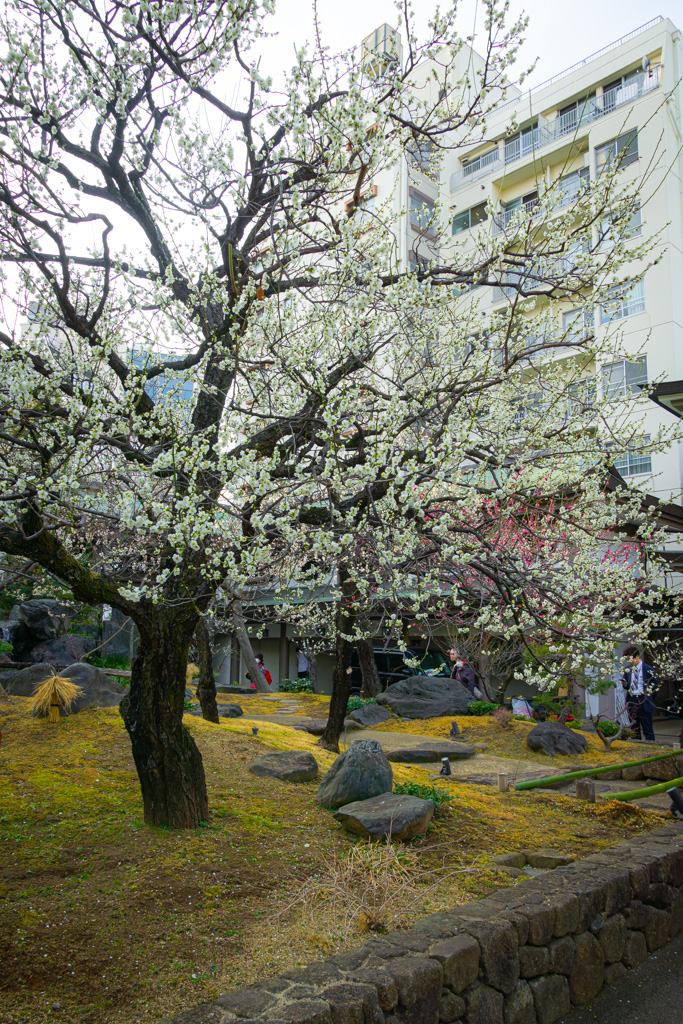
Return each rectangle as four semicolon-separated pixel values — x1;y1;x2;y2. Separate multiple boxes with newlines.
374;714;675;768
0;694;670;1024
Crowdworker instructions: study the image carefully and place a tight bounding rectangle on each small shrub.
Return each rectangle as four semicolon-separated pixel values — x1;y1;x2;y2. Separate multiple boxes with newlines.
467;700;498;716
393;782;453;811
183;700;196;711
346;696;378;712
89;653;131;671
491;707;512;728
596;720;621;738
279;678;313;693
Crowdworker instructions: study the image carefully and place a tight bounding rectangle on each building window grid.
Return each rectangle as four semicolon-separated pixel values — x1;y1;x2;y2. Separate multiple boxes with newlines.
612;438;652;477
596;129;639;173
600;280;645;324
452;201;488;235
601;355;647;399
410;191;436;233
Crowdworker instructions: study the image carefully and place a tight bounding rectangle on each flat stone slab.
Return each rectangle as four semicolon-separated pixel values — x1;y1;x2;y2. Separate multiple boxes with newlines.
386;742;477;763
333;792;434;840
248;750;319;783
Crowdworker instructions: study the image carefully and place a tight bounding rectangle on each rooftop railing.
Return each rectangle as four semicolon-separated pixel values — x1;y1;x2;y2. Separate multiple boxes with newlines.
450;66;660;191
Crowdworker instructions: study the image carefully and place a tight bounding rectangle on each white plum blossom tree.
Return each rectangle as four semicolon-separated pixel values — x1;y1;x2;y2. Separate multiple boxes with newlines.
0;0;677;822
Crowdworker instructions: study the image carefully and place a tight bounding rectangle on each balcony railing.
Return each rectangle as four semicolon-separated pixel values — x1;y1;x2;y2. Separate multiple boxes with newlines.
492;197;539;235
450;66;660;191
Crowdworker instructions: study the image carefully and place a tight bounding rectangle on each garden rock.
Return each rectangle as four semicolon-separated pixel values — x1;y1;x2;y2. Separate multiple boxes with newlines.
348;704;391;727
248;750;318;783
376;676;473;719
26;634;96;669
5;661;124;713
316;738;393;808
220;704;243;718
19;598;74;640
526;722;587;756
333;792;434;840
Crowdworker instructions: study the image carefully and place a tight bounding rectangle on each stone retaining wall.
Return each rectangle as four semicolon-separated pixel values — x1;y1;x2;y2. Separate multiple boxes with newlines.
168;822;683;1024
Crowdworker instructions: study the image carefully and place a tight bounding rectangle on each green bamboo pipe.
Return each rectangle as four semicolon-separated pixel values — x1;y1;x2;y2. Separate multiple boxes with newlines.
599;775;683;802
513;748;679;791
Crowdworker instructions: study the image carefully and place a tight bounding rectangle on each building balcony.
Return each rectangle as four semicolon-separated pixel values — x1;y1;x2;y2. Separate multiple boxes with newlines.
450;66;660;192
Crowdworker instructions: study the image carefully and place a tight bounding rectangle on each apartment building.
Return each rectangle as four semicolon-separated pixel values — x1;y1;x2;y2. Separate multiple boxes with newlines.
400;15;683;501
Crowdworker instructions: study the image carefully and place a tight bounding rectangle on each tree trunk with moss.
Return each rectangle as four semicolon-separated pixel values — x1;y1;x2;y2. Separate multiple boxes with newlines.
195;617;219;723
320;572;356;752
357;638;381;697
120;609;208;827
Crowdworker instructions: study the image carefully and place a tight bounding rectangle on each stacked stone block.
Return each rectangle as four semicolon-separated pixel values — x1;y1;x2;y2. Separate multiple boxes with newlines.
167;823;683;1024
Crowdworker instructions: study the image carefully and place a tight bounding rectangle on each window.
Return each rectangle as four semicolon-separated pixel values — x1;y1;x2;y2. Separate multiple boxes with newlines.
598;205;642;247
409;190;435;233
494;191;538;233
600;280;645;324
611;437;652;477
558;167;590;207
567;379;596;415
601;356;647;399
596;130;638;173
408;249;431;273
408;138;435;173
504;122;539;163
557;94;598;135
344;184;377;216
452;202;488;235
563;307;594;341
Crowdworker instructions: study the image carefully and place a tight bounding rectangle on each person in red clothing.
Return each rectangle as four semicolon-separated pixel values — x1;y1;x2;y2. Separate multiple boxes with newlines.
247;653;272;689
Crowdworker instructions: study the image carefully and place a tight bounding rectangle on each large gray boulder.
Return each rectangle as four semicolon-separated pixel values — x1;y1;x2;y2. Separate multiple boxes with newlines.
334;793;434;840
249;750;319;783
3;662;124;714
27;634;96;669
387;742;476;763
348;704;391;727
316;738;393;808
19;599;73;641
376;676;473;719
526;722;587;756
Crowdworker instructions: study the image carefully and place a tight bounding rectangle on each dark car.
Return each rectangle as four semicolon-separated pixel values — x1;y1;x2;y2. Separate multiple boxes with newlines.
349;645;450;694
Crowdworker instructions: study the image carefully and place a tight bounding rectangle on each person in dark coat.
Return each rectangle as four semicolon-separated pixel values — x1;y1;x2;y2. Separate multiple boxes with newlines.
620;646;657;741
448;649;477;695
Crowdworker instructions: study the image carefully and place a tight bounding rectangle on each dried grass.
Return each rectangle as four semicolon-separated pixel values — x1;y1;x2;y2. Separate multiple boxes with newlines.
28;674;84;721
278;840;476;938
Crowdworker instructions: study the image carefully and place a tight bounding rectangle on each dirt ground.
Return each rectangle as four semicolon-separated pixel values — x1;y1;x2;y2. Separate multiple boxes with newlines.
0;694;673;1024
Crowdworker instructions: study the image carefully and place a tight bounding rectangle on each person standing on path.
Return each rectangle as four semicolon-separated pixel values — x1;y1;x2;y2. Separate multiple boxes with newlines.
620;646;657;741
448;649;478;696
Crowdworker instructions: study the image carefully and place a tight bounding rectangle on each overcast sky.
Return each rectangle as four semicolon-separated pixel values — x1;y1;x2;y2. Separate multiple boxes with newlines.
258;1;681;90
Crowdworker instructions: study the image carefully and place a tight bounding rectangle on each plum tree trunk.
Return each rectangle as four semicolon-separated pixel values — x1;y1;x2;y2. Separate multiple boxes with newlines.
195;617;219;723
320;572;356;752
357;638;381;697
120;610;208;828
